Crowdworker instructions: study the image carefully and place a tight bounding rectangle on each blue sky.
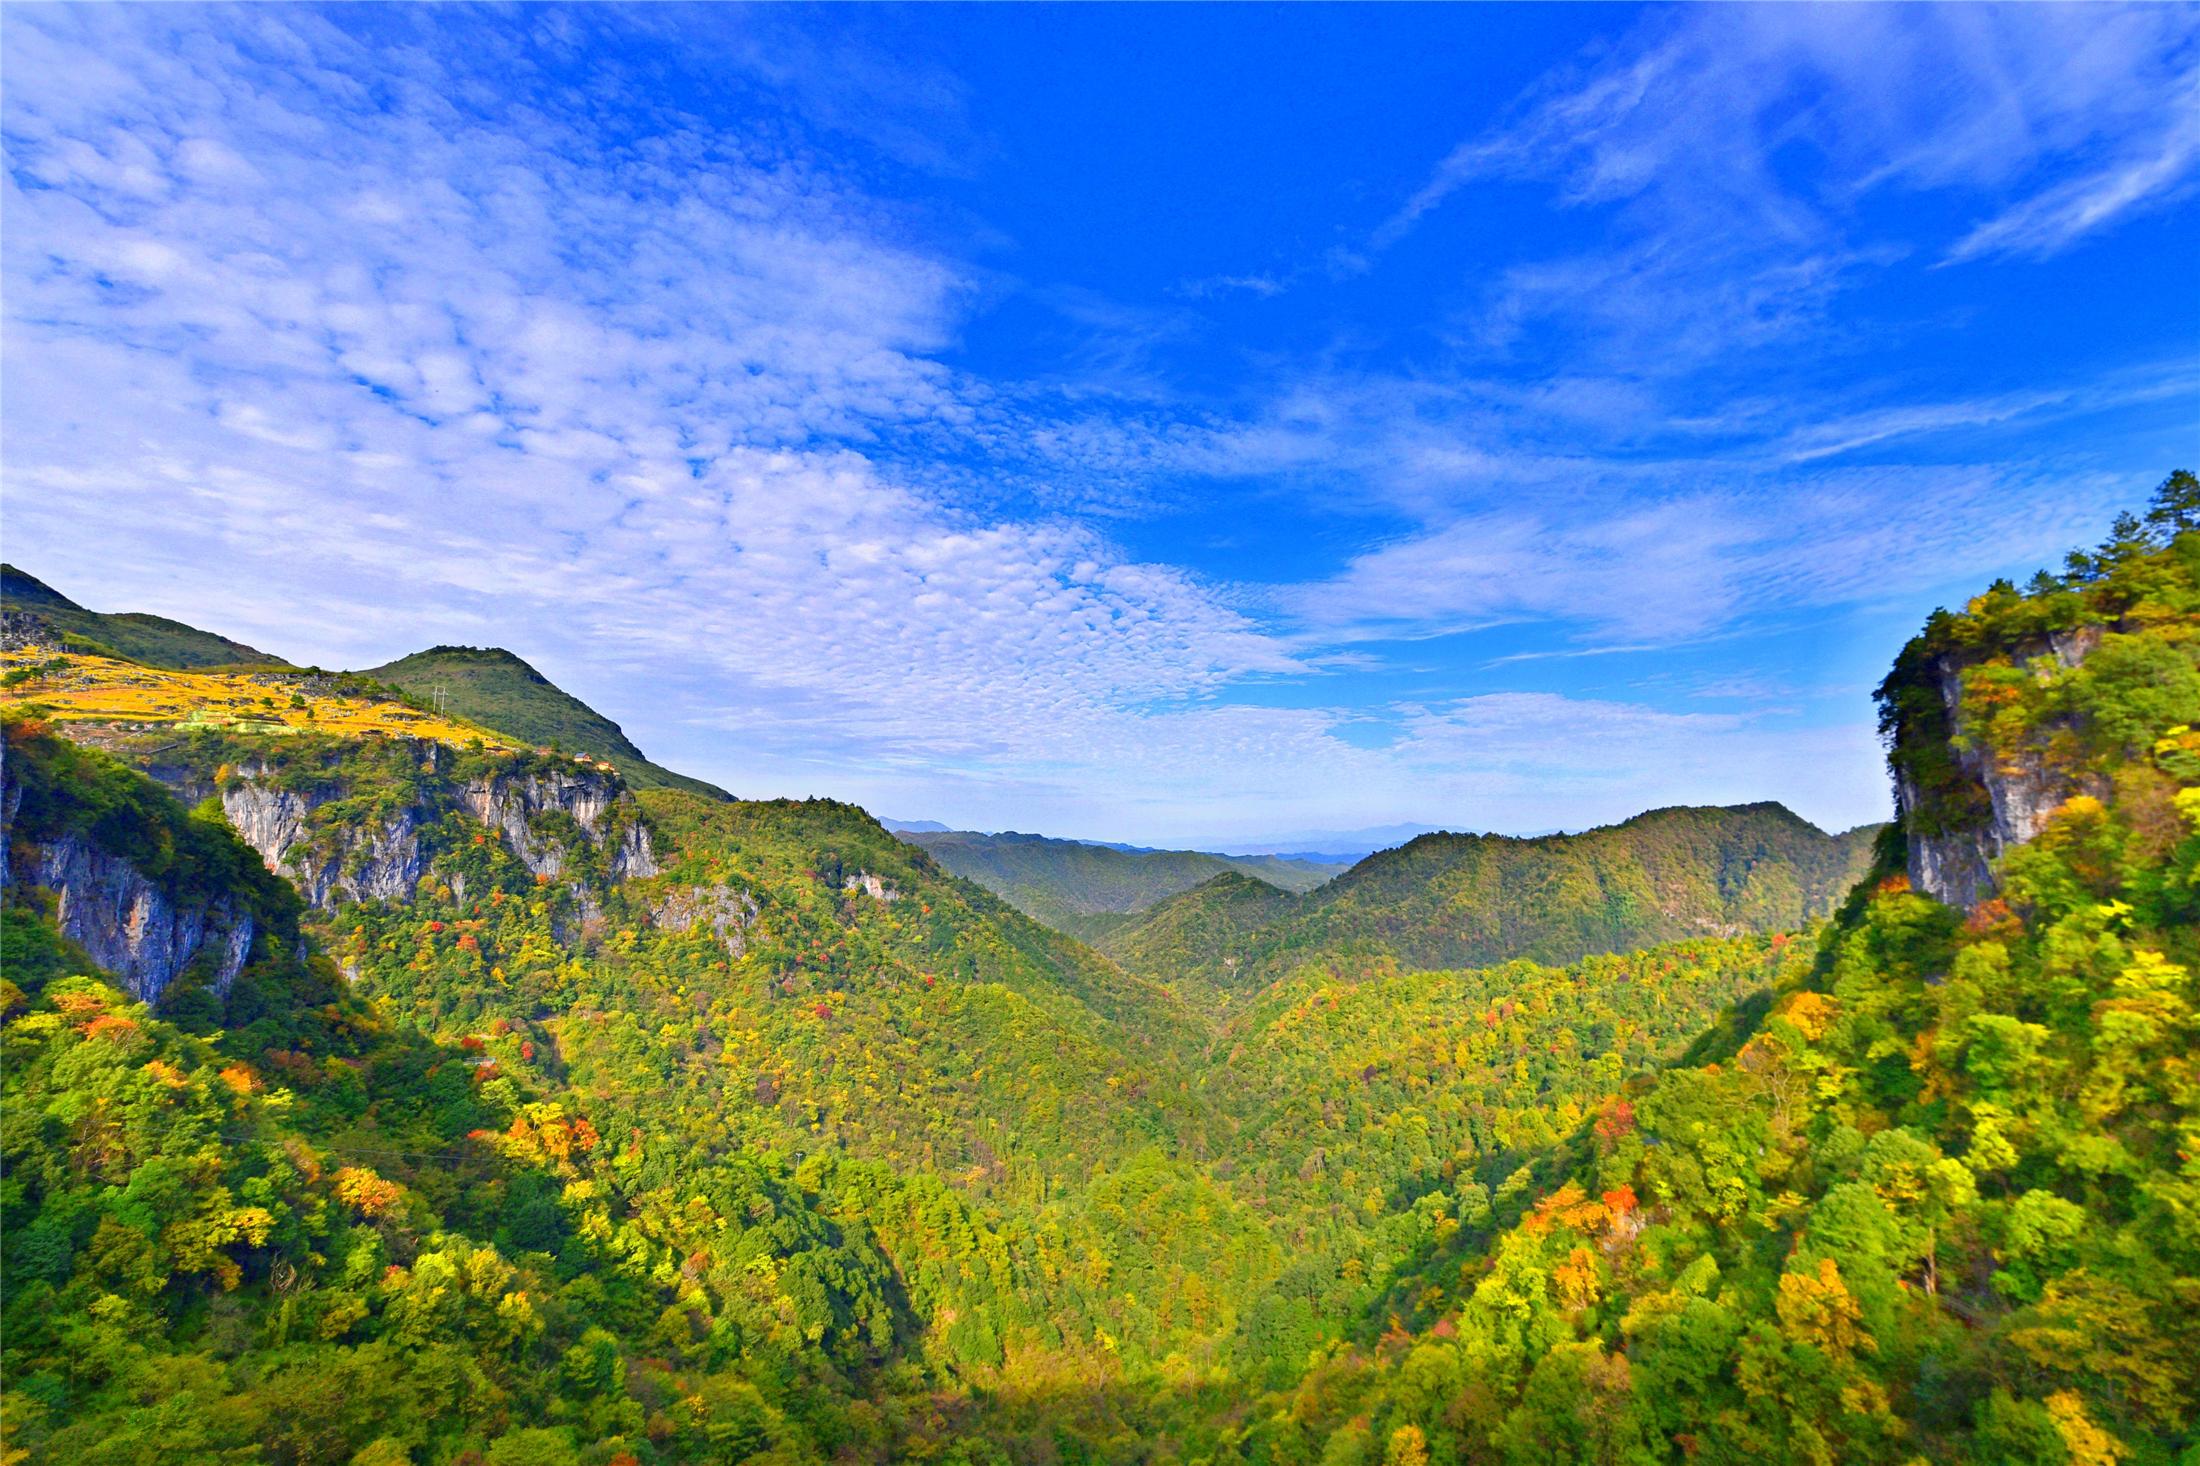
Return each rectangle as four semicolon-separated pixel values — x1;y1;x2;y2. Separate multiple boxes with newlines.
6;4;2197;846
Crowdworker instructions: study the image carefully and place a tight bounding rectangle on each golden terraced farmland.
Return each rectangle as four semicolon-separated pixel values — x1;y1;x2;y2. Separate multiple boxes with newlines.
0;647;523;751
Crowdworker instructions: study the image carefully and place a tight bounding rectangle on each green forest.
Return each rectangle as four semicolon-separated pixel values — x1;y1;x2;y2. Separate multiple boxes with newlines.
2;476;2196;1464
1093;803;1880;998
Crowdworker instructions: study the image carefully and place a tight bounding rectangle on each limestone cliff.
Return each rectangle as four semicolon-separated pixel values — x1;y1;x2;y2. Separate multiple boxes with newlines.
651;882;759;959
25;835;256;1004
2;725;285;1008
220;780;429;908
458;766;658;882
1891;626;2105;909
211;745;657;909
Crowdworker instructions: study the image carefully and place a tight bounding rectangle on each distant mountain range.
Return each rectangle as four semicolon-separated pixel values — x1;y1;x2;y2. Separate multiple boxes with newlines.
893;827;1348;938
887;805;1878;979
1096;802;1884;994
1191;821;1446;861
885;815;1449;865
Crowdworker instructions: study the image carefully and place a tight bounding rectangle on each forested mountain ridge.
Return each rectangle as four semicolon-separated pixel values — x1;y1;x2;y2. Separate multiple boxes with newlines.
1099;868;1301;994
1099;800;1881;993
2;475;2194;1462
1217;475;2200;1462
898;826;1344;939
0;698;1262;1461
360;646;731;802
2;564;288;670
0;571;724;799
0;696;1783;1460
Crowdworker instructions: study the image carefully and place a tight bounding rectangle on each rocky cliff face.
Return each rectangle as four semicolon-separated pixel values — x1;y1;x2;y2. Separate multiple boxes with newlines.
215;750;656;910
842;871;900;903
0;779;20;886
1899;626;2102;908
459;768;658;882
27;835;255;1004
652;882;758;959
220;781;428;908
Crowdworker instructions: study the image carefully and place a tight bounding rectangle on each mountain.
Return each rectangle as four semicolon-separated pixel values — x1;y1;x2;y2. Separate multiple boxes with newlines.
1099;800;1882;990
896;826;1347;936
0;676;1251;1458
0;681;1767;1460
1196;821;1443;862
1096;868;1299;993
3;476;2193;1463
881;816;951;832
1220;476;2200;1466
0;571;726;800
358;644;730;800
0;564;287;668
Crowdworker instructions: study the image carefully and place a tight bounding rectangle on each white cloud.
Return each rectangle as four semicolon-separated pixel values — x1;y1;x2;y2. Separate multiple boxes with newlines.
1948;71;2200;261
1372;5;2200;363
1773;367;2200;463
1;6;1341;831
1285;465;2136;647
1389;5;2199;242
1;6;2174;846
1175;273;1290;300
1290;496;1751;644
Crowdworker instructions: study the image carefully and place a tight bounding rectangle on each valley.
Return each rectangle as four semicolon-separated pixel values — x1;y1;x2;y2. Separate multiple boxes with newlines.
893;826;1347;942
2;489;2196;1464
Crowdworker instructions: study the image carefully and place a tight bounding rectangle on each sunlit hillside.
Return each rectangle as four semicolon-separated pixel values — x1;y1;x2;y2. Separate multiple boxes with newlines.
0;647;526;754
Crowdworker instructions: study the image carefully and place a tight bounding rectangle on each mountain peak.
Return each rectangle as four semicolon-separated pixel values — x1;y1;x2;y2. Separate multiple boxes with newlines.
406;644;555;679
0;565;286;668
0;564;82;612
1092;799;1884;987
361;644;729;800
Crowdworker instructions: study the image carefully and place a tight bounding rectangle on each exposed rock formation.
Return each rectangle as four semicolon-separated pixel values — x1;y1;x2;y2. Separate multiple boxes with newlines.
652;883;758;959
843;871;899;903
213;750;656;910
0;778;20;887
0;610;63;654
459;768;658;882
27;835;255;1004
221;780;428;908
1899;628;2102;909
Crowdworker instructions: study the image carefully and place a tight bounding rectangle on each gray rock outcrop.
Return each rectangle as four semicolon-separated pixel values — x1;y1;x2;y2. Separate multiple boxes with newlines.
213;751;657;910
842;871;899;903
1900;630;2103;909
220;778;428;908
652;883;758;959
459;768;658;882
29;835;255;1004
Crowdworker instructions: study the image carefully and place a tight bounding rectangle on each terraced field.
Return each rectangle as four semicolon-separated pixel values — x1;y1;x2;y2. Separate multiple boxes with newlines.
0;647;529;753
